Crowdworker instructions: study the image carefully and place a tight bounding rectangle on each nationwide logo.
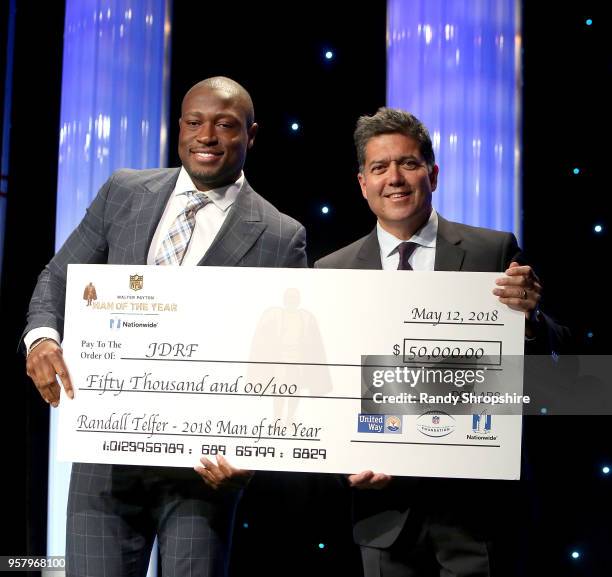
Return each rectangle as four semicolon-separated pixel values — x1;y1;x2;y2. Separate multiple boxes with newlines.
416;411;456;437
108;316;159;330
467;411;498;441
472;412;492;434
129;274;144;291
357;414;402;434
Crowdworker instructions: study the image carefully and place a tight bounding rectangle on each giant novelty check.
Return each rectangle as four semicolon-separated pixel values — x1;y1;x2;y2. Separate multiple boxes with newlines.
58;265;527;479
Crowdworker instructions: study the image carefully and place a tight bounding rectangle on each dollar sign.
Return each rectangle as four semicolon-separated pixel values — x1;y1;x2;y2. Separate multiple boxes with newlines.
393;344;400;356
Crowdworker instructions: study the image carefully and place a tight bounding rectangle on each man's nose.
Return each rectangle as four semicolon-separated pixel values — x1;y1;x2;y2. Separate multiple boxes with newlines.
195;123;218;144
387;162;405;186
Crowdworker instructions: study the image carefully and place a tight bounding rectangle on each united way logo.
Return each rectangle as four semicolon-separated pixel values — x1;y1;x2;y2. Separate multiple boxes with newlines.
129;274;143;291
357;414;403;434
385;415;402;434
357;414;384;433
472;412;492;435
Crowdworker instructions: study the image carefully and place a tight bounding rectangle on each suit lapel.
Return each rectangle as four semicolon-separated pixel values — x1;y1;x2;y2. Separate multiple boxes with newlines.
357;228;383;269
129;169;180;265
434;215;466;271
362;215;465;271
198;181;267;266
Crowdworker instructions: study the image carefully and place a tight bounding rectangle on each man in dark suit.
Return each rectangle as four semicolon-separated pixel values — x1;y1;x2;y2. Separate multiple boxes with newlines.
24;76;306;577
316;108;564;576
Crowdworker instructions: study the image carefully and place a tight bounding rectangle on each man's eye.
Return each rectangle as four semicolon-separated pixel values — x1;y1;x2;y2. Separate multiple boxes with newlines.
403;160;420;170
371;165;385;174
186;121;200;127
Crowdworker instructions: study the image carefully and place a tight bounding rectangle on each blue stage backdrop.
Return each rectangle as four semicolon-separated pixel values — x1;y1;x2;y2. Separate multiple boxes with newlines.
387;0;521;237
0;0;17;284
48;1;171;572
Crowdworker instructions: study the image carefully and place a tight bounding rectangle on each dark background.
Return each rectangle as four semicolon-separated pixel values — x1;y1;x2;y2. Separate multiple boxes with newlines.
1;1;610;575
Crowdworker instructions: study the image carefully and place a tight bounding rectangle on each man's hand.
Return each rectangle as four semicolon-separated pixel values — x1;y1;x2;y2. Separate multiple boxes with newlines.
493;262;542;337
347;470;392;490
25;339;73;407
194;454;253;490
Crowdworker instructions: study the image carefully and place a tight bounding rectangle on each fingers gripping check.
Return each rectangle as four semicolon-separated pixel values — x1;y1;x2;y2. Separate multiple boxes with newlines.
25;340;73;407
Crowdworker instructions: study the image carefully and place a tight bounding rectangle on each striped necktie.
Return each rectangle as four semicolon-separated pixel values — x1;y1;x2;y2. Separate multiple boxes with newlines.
154;191;212;266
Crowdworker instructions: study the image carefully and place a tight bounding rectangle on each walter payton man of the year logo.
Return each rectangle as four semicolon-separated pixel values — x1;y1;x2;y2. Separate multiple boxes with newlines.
358;414;403;434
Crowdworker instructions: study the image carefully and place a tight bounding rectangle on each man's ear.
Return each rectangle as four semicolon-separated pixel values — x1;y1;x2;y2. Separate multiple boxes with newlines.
358;172;368;200
429;164;439;191
247;123;258;149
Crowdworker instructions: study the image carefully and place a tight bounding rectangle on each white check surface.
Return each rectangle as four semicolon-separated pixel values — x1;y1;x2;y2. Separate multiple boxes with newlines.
57;265;525;479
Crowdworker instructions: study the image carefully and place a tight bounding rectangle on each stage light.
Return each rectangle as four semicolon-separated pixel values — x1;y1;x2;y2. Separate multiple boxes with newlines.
242;522;249;528
571;551;580;560
572;167;580;175
603;466;610;475
540;407;548;415
325;50;334;60
318;543;326;549
594;224;603;233
587;332;593;338
321;206;330;214
586;19;593;26
291;122;299;131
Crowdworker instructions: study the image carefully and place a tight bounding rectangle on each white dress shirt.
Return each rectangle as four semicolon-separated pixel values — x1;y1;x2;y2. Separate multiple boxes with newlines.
377;209;438;271
147;167;243;265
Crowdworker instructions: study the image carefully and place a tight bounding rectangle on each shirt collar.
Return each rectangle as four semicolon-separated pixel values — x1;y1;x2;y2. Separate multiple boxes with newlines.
377;209;439;258
175;166;244;212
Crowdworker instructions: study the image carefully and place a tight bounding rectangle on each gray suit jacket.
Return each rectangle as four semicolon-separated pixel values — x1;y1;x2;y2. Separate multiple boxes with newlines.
25;168;307;339
315;214;566;549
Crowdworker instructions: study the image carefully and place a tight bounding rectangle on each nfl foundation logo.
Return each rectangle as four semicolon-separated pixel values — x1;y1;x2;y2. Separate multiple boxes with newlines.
416;411;456;437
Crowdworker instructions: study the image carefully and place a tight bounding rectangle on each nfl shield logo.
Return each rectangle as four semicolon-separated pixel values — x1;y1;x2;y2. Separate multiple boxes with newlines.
129;274;143;291
432;415;440;424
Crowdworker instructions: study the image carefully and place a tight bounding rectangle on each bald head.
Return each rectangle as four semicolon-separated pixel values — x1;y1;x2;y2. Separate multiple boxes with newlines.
183;76;255;127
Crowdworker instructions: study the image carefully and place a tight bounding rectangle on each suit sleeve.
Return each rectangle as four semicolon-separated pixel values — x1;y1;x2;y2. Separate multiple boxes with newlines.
499;233;571;355
22;173;116;345
281;224;307;268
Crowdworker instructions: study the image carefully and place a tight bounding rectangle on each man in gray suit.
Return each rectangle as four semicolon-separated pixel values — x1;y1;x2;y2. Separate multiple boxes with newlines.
24;76;306;577
316;108;565;577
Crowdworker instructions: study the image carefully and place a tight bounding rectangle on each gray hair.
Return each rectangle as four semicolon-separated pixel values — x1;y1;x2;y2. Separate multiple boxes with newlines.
354;107;435;172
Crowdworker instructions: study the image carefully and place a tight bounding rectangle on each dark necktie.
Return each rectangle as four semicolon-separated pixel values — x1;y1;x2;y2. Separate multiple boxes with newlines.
397;241;418;270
